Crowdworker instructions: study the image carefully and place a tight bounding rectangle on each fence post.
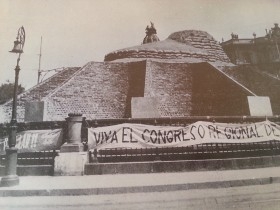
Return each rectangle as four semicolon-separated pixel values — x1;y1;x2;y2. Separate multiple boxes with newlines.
90;149;98;163
155;147;161;161
269;141;274;156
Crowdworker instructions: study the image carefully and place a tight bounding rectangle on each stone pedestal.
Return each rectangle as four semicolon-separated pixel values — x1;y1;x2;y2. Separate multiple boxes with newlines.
247;96;273;116
54;113;87;176
60;143;84;153
54;152;88;176
60;113;84;153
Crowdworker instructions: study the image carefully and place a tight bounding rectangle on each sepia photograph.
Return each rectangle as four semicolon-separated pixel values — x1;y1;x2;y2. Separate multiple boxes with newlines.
0;0;280;209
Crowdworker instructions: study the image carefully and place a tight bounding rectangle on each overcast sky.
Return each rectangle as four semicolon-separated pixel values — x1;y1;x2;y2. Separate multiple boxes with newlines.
1;0;280;89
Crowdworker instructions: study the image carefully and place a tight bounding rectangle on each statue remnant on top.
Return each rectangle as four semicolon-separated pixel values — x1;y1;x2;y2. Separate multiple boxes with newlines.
142;21;160;44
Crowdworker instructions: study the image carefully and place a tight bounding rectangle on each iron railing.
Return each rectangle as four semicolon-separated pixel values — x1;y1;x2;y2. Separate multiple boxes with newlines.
89;140;280;163
0;150;58;166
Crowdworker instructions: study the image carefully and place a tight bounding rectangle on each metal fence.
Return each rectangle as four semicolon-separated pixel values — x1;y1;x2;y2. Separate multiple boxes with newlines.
89;140;280;163
0;150;58;166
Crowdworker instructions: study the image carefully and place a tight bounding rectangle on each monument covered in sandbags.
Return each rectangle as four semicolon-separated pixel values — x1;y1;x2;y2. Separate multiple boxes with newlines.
1;23;279;123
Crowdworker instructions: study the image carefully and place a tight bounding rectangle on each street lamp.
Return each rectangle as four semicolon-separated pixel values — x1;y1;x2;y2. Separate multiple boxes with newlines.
1;26;25;187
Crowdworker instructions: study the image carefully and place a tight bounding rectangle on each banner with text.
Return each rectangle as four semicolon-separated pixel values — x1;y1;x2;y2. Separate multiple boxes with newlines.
88;121;280;149
0;129;63;154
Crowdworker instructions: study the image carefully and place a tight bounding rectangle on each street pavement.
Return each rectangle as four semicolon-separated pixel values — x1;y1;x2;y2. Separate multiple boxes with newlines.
0;183;280;209
0;166;280;196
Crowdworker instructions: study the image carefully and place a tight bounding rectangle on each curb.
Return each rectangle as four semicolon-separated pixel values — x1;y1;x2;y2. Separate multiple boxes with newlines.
85;156;280;175
0;176;280;197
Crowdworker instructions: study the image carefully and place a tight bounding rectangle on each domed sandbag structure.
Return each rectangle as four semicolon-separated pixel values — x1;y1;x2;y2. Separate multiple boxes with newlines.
105;29;230;65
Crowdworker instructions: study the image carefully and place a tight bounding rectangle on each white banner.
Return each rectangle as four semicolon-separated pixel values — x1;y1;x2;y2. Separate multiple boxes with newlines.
88;121;280;149
0;129;63;154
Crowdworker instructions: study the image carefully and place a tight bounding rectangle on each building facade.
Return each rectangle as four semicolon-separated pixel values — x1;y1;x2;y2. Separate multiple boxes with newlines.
221;23;280;65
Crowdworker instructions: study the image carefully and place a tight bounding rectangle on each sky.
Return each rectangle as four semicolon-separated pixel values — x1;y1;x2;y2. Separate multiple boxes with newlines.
1;0;280;89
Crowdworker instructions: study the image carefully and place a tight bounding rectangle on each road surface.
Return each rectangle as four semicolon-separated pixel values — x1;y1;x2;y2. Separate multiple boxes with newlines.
0;183;280;210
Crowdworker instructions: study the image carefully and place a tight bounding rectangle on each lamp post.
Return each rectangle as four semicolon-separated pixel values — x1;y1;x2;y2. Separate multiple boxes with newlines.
1;26;25;187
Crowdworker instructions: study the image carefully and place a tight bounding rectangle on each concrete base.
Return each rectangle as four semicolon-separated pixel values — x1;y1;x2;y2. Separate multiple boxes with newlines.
131;97;160;118
54;152;88;176
0;165;53;176
85;155;280;175
60;143;84;153
0;175;19;187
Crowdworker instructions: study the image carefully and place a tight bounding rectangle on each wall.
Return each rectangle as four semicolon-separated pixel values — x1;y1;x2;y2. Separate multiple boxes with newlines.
143;61;250;117
1;60;261;122
0;67;80;123
191;63;251;116
144;60;192;117
45;62;132;120
125;61;147;117
222;65;280;115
